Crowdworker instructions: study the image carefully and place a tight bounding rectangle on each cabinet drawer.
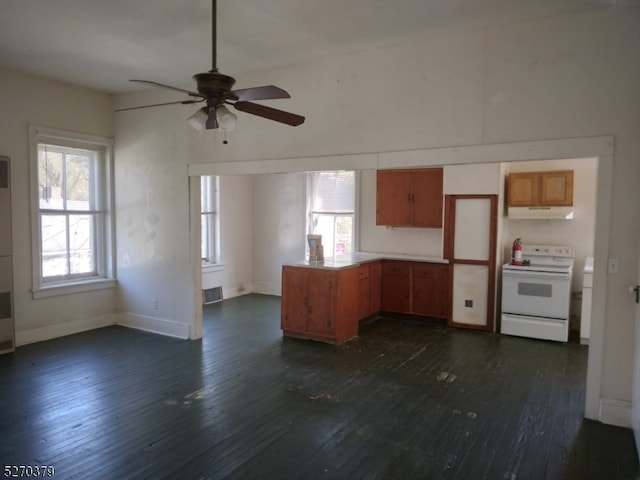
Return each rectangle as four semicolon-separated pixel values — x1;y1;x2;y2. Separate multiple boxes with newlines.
413;263;447;279
382;261;410;276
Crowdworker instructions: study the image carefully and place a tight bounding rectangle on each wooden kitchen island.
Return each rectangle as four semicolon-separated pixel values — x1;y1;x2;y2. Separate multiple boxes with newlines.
281;253;449;344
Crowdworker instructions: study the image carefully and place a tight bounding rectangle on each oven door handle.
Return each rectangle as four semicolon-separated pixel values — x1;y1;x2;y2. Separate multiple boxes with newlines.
503;269;570;281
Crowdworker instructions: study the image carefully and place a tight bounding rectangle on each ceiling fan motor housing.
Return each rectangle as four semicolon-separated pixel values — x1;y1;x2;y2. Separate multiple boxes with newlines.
194;72;237;102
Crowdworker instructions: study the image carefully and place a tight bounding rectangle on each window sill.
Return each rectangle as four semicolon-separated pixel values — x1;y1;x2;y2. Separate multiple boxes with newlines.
203;263;225;274
33;278;117;299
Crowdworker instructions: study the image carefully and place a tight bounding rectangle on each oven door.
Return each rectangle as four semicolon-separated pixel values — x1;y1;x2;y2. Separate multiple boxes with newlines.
502;269;571;319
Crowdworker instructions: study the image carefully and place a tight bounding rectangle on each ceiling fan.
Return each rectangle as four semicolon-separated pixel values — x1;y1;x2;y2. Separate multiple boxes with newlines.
117;0;305;131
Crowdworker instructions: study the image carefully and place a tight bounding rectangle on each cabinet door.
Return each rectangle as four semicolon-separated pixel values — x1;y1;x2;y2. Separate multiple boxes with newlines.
369;261;382;315
381;261;411;313
412;263;449;318
357;265;371;319
411;168;443;228
281;267;310;332
376;170;412;226
305;269;336;335
541;170;573;206
508;172;539;206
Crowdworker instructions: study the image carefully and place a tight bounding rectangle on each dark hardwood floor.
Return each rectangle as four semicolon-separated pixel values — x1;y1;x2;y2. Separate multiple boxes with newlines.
0;294;637;479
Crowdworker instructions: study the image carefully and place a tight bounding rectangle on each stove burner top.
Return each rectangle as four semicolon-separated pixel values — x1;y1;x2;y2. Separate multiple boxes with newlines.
504;244;574;274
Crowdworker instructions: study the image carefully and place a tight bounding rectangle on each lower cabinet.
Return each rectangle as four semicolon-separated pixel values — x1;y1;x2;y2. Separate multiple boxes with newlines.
381;260;449;320
281;259;448;345
368;261;382;315
357;261;382;319
381;261;411;314
412;263;449;318
281;265;359;344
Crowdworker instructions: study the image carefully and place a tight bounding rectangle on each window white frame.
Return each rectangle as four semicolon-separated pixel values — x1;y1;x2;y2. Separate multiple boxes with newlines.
306;170;356;258
200;175;220;268
29;126;115;298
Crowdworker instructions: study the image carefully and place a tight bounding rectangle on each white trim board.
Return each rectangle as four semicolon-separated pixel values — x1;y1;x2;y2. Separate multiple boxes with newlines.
117;312;190;340
187;136;614;176
600;398;632;428
16;313;115;346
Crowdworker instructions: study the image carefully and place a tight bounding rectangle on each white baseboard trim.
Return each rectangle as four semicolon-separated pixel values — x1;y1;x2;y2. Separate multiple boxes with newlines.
252;282;281;297
16;313;116;346
221;288;243;301
117;312;190;339
600;397;632;428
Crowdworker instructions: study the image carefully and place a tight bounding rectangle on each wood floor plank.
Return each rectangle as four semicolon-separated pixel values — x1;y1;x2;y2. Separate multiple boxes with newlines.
0;294;637;479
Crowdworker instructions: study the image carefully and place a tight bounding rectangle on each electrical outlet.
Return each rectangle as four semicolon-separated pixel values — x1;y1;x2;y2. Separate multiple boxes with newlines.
152;298;158;310
608;258;619;274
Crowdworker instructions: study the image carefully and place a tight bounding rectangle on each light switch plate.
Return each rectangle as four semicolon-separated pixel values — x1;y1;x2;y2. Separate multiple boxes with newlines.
608;258;619;274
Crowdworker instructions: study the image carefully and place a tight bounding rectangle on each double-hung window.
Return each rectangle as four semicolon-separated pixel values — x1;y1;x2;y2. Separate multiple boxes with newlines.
200;175;220;266
30;126;115;297
307;171;356;257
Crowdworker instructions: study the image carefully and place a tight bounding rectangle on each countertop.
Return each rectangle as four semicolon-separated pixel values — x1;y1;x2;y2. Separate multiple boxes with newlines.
285;252;449;270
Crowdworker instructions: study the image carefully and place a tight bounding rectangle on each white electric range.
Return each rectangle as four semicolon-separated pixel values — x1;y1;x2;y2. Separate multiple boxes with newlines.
501;244;574;342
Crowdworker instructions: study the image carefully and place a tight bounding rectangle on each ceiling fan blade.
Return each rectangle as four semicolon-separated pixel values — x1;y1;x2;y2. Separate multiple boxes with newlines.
205;110;219;129
116;99;204;112
130;79;202;98
233;101;305;126
230;85;291;102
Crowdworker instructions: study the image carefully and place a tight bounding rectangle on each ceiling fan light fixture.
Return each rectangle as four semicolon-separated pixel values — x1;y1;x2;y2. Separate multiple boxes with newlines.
187;107;208;130
216;105;237;131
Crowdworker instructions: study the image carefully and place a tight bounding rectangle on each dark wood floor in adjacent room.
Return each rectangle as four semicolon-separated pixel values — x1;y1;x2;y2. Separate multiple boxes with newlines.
0;294;637;479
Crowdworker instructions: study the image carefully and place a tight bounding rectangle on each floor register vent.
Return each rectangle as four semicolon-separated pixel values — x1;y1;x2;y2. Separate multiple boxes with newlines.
203;286;223;305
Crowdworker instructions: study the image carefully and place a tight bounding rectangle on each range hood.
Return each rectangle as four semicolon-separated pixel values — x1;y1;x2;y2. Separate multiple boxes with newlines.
507;206;574;220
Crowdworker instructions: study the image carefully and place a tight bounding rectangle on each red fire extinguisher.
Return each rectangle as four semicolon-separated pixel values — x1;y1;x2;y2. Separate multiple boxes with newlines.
511;238;523;266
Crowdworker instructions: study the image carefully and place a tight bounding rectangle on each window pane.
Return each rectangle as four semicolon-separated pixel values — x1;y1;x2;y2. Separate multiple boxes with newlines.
310;171;355;212
201;215;210;261
336;215;353;255
39;150;64;210
69;214;95;274
312;214;353;257
66;154;95;211
41;214;68;277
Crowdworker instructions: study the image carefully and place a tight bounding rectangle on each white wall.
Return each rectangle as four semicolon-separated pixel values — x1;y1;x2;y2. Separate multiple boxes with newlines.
0;68;116;345
202;175;254;300
114;103;195;338
252;173;307;296
115;7;640;428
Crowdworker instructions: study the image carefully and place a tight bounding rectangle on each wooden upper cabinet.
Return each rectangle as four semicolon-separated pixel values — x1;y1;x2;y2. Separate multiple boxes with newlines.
376;170;412;226
540;171;573;206
376;168;443;228
507;172;540;206
507;170;573;207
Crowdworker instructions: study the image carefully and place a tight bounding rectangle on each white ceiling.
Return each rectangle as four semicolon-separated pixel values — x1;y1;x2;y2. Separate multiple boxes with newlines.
0;0;627;94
